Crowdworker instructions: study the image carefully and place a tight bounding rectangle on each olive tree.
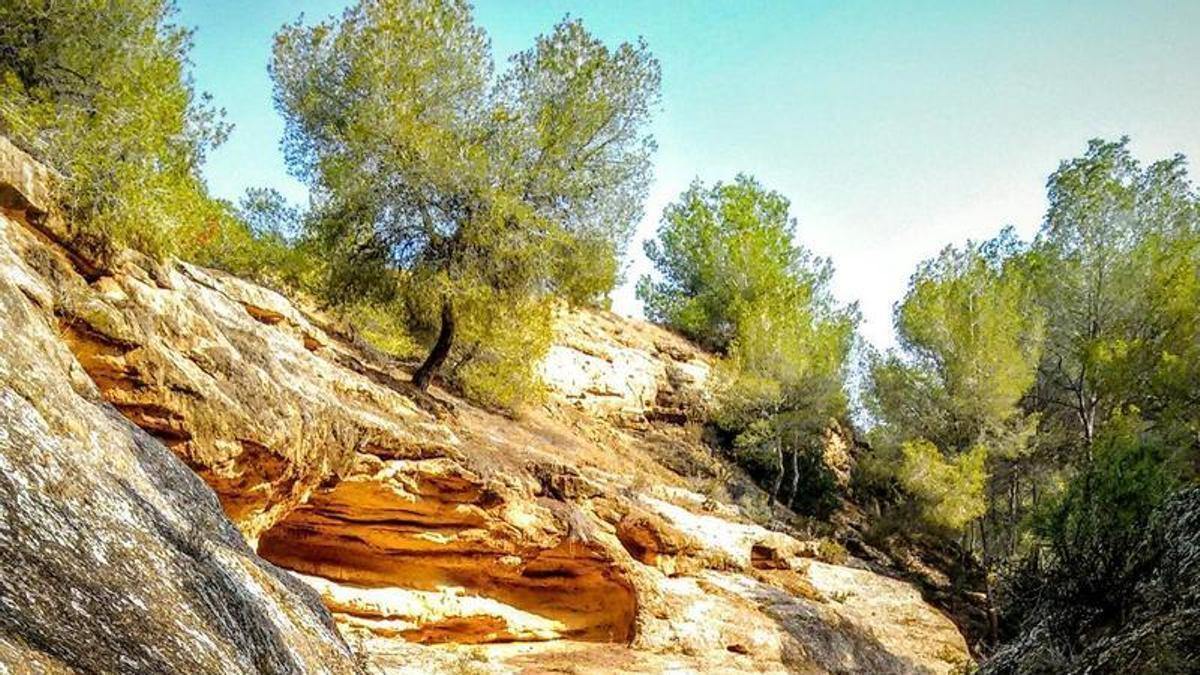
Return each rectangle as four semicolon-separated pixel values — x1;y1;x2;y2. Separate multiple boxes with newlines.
272;0;660;391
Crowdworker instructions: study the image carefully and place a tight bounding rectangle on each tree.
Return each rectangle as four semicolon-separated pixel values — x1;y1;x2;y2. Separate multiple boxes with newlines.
272;0;660;391
866;232;1043;531
0;0;226;258
864;231;1044;641
1029;138;1200;452
877;230;1043;449
639;176;858;511
867;231;1042;449
895;439;989;532
865;139;1200;654
639;176;837;351
990;140;1200;646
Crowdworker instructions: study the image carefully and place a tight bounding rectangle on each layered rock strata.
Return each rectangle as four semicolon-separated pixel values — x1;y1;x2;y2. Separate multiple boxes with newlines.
0;137;355;673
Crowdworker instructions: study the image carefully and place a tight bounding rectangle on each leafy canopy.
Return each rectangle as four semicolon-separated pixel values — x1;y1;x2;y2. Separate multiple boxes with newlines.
877;231;1043;448
639;176;843;352
1029;137;1200;448
896;439;989;532
865;231;1043;532
272;0;660;396
0;0;227;258
638;176;857;403
640;176;858;513
865;139;1200;652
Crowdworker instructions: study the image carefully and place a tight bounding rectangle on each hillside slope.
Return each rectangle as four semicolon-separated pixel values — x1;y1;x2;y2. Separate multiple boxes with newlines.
0;137;970;674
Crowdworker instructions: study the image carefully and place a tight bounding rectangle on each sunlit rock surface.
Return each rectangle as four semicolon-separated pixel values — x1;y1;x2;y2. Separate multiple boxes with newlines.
0;137;356;673
0;136;971;674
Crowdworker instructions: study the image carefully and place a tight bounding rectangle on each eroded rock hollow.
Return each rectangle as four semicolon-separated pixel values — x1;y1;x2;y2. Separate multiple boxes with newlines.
256;456;638;645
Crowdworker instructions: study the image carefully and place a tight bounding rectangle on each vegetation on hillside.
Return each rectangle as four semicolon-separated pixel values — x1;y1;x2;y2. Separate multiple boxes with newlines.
862;137;1200;648
271;0;660;402
639;175;858;516
0;0;315;283
0;0;659;412
2;2;1196;667
0;0;229;259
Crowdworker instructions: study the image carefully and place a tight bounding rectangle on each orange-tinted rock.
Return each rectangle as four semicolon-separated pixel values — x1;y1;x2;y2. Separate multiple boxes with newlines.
0;137;355;673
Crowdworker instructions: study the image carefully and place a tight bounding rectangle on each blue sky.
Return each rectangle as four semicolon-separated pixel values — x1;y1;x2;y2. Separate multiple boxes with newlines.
176;0;1200;348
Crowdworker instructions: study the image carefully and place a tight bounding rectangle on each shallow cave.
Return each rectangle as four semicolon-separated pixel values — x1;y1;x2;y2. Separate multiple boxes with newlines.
255;478;638;645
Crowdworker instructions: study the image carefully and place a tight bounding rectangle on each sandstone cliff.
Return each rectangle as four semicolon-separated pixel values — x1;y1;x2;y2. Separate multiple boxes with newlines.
0;137;971;674
0;140;355;672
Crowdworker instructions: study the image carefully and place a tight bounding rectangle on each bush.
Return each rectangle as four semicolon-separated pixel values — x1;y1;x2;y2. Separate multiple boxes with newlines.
443;289;554;412
896;440;989;532
815;538;849;565
1035;417;1175;585
343;300;426;362
999;412;1180;630
0;0;227;260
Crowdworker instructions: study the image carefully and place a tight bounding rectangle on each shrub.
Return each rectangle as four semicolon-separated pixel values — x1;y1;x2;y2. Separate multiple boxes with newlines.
344;300;426;362
815;538;849;565
1030;415;1177;596
896;440;989;532
1000;412;1181;630
444;289;554;412
0;0;227;260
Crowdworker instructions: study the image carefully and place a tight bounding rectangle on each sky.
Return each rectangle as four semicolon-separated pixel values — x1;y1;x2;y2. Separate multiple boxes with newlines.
176;0;1200;348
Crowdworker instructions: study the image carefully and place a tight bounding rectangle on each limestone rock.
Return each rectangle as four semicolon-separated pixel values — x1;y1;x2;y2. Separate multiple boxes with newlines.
0;151;355;671
539;308;711;425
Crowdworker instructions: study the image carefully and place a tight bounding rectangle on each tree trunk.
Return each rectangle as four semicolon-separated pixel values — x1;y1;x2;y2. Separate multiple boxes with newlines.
769;441;784;506
786;448;801;510
412;300;455;391
979;515;999;645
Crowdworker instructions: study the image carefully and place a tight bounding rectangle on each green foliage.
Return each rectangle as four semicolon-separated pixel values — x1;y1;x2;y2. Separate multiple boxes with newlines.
814;538;849;565
639;175;852;355
444;289;554;412
865;231;1042;534
866;138;1200;657
1009;141;1200;601
894;231;1043;441
999;412;1183;637
896;440;989;532
1029;137;1200;450
272;0;660;397
1029;412;1179;596
641;176;857;512
0;0;228;259
643;176;857;416
344;299;426;361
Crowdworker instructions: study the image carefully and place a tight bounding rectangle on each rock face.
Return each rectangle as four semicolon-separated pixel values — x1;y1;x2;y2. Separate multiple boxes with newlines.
0;138;356;673
0;137;971;674
538;308;711;425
